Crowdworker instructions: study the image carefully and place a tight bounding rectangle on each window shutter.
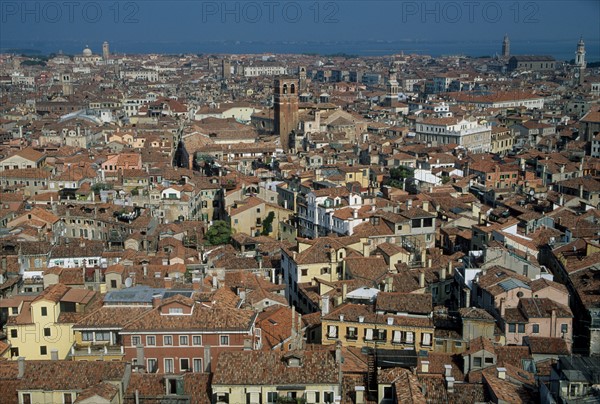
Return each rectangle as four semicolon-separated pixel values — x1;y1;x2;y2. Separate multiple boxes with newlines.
422;333;431;346
365;329;373;340
406;331;414;343
393;331;401;343
328;325;337;338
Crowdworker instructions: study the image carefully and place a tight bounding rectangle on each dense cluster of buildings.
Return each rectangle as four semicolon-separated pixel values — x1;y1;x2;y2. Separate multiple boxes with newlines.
0;36;599;403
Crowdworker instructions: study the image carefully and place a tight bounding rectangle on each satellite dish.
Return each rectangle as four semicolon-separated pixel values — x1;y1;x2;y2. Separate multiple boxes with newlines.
124;277;133;288
529;190;535;196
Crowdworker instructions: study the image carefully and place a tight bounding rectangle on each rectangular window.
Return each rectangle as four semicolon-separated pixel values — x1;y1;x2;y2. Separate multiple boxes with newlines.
147;358;157;373
82;331;94;341
164;335;173;346
96;331;110;341
193;358;203;373
10;329;17;338
169;307;183;314
412;219;422;228
146;336;156;346
509;323;516;333
192;335;202;346
44;328;51;337
11;307;18;315
485;357;494;364
324;392;335;404
532;324;539;333
131;336;141;346
327;325;337;339
180;358;189;371
474;357;482;367
422;333;432;346
518;324;525;333
267;392;279;404
220;335;229;346
63;393;73;404
40;346;47;355
164;358;174;373
179;335;189;346
346;327;357;340
41;307;47;316
561;324;569;334
23;394;31;404
365;328;373;341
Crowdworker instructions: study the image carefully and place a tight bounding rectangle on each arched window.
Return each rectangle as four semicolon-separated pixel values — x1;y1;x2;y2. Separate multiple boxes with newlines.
283;84;288;94
291;84;296;94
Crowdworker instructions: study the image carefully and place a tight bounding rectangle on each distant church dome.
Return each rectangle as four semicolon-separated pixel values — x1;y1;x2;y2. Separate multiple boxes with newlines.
82;46;92;57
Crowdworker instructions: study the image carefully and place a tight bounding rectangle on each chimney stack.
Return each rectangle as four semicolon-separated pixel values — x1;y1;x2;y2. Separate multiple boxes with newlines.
322;295;330;316
421;360;429;373
342;283;347;301
497;367;506;380
419;272;425;288
17;357;25;378
192;278;201;291
152;294;162;308
136;344;145;373
164;277;172;289
444;364;452;378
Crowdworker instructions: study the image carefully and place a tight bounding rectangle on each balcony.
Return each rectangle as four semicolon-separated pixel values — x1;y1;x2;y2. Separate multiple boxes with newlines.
68;343;125;360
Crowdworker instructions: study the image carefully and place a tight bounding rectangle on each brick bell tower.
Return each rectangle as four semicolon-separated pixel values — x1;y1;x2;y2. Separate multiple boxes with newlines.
274;78;299;152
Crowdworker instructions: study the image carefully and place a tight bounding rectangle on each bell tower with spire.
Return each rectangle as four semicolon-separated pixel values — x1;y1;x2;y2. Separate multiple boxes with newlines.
383;67;399;108
502;34;510;58
574;36;586;86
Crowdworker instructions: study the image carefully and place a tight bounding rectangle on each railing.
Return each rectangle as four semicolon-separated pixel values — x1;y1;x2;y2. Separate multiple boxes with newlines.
69;344;125;358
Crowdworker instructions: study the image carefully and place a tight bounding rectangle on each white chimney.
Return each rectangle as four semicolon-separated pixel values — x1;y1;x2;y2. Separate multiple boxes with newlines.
497;367;506;380
18;357;25;378
322;295;330;316
421;360;429;373
444;364;452;377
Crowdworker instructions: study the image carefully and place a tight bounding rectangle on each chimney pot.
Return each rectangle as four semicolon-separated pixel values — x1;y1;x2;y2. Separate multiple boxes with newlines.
497;367;507;380
421;360;429;373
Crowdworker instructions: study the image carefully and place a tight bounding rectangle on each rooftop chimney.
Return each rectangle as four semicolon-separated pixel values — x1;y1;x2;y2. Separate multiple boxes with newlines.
136;344;145;373
17;357;25;378
419;272;425;288
322;295;330;316
497;367;506;380
445;376;455;393
444;364;452;377
192;278;201;291
342;283;347;301
421;360;429;373
164;277;172;289
152;294;162;308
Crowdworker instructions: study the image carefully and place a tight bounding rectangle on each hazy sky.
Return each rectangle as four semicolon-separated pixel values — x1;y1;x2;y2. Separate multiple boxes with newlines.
1;0;599;57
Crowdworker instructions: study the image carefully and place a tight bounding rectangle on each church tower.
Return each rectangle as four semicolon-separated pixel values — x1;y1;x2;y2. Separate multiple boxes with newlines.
502;34;510;58
222;59;231;80
274;78;299;152
383;68;399;108
61;73;73;96
298;66;307;92
575;36;586;86
102;41;110;61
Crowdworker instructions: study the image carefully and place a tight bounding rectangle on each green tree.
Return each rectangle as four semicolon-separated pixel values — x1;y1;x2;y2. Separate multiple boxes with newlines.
261;212;275;236
205;220;232;245
441;176;451;184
